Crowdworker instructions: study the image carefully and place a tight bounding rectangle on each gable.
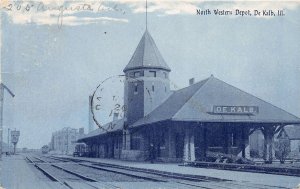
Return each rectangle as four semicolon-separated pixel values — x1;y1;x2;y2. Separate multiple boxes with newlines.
131;76;300;128
173;77;300;123
283;125;300;140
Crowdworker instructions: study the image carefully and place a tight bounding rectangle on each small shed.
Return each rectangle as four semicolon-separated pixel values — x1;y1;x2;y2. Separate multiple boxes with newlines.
277;125;300;158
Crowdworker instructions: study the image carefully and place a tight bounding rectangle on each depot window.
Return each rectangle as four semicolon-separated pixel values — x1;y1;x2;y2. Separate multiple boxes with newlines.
130;133;141;150
116;137;122;149
134;71;140;77
149;71;156;77
164;72;168;79
160;132;166;148
231;132;238;147
134;83;138;93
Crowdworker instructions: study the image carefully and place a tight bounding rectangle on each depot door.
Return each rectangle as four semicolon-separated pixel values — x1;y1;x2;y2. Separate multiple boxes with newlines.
175;133;184;158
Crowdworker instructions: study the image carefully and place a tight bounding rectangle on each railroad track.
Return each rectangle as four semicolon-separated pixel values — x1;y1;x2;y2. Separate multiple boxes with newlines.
26;156;121;189
25;155;293;189
80;161;291;189
37;155;291;189
185;161;300;177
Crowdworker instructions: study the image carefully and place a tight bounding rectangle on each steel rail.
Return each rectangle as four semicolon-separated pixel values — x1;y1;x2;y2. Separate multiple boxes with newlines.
48;156;224;182
33;156;47;163
34;156;120;189
52;164;97;182
49;155;291;189
79;163;166;182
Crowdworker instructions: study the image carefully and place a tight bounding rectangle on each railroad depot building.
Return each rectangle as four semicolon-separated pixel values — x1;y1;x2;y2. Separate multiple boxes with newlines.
78;30;300;163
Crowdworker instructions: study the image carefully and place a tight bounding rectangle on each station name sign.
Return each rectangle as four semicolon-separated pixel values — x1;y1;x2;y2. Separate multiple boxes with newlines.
212;106;259;115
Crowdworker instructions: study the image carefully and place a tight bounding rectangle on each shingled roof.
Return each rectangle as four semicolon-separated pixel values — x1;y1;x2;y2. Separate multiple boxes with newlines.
123;30;171;72
281;125;300;140
131;76;300;127
78;119;124;142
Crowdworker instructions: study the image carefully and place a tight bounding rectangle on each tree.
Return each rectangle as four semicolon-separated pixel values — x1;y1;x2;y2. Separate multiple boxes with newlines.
275;138;290;164
261;125;283;164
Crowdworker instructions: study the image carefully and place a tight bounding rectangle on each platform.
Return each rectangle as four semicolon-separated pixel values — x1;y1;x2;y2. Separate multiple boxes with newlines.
0;155;65;189
59;155;300;189
1;154;300;189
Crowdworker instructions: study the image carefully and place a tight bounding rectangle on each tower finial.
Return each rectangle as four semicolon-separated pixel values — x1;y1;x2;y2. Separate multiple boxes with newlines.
146;0;148;30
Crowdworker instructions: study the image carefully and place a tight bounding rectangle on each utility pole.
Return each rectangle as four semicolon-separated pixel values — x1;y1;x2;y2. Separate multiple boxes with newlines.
0;28;15;158
0;85;3;159
0;11;15;159
7;128;10;154
0;84;15;159
67;129;69;155
0;84;15;158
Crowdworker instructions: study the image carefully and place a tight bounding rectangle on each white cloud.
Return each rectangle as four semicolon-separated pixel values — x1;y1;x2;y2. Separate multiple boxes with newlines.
118;0;201;15
61;16;128;26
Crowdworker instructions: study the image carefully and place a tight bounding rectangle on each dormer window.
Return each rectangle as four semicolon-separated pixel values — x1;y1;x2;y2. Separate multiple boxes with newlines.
149;71;156;77
134;71;140;77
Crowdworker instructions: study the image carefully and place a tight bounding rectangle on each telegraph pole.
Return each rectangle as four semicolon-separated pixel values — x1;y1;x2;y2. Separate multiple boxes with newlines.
0;84;14;158
0;10;2;159
7;128;10;154
0;86;15;159
0;11;15;159
0;16;15;158
0;85;3;159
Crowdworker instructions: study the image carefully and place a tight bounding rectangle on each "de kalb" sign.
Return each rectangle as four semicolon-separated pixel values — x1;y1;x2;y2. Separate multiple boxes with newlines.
213;106;259;115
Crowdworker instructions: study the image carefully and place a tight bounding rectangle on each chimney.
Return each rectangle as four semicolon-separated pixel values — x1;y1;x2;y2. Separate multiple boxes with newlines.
189;78;195;86
113;112;119;121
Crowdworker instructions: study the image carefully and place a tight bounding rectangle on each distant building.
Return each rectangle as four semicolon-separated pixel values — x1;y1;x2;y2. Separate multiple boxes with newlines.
50;127;84;155
276;125;300;159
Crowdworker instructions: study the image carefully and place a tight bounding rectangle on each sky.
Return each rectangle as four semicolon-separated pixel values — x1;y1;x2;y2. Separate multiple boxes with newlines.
1;0;300;149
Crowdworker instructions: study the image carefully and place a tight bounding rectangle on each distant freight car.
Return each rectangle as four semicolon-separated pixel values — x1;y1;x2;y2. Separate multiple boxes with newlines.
73;143;88;157
41;145;49;154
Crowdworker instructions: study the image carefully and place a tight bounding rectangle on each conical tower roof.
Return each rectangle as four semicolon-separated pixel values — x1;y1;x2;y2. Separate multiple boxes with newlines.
123;30;171;72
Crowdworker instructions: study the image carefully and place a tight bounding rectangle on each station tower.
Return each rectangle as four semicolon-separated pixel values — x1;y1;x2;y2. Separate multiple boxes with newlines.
123;30;172;126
